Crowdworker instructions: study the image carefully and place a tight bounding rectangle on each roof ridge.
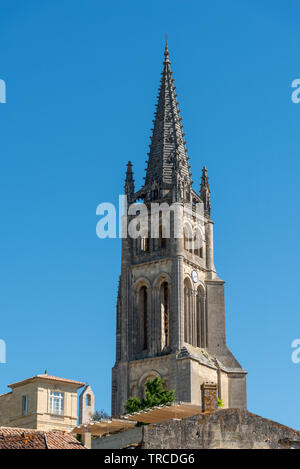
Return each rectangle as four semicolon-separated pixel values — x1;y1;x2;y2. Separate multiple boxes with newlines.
8;374;85;389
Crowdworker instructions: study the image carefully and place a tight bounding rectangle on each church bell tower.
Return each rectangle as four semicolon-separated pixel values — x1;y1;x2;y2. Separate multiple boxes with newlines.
111;44;247;416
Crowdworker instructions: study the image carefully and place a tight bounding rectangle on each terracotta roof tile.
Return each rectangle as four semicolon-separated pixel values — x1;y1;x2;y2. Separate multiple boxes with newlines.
0;427;86;450
46;431;86;450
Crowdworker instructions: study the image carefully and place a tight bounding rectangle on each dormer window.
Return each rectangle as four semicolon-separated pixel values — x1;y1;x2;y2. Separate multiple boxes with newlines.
50;391;64;415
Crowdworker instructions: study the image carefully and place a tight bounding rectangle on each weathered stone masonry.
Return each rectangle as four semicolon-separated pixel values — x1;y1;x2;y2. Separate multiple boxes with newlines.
111;44;247;416
141;409;300;449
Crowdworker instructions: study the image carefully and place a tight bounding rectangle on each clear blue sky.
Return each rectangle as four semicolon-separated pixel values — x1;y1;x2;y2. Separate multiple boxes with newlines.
0;0;299;428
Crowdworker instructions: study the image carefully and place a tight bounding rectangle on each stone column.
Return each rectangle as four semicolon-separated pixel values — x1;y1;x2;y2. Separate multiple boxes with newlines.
82;431;91;449
203;294;207;348
192;290;197;347
120;269;130;361
189;289;192;345
171;255;184;350
206;220;216;277
129;276;135;360
116;284;121;362
132;287;142;359
146;284;152;356
151;286;160;354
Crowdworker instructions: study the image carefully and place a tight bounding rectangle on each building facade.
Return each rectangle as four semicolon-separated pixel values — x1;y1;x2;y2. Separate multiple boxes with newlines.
111;44;247;416
79;384;95;424
0;374;84;431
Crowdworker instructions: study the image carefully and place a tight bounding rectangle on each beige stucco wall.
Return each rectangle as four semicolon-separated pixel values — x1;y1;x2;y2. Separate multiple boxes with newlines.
190;359;217;404
0;379;80;431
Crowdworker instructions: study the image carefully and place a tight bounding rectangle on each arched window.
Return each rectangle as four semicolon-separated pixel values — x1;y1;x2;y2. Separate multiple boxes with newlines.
141;236;149;252
184;230;188;251
158;220;167;249
160;282;170;349
184;278;192;344
193;229;203;258
184;225;193;253
196;287;206;348
139;373;159;400
139;286;148;351
152;189;159;200
85;394;91;406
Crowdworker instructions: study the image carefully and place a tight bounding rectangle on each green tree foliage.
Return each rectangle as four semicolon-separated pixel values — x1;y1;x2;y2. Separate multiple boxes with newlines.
142;377;175;408
217;398;224;408
124;377;175;414
124;397;142;414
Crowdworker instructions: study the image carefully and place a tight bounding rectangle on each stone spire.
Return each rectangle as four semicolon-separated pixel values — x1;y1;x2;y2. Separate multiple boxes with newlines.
200;166;211;216
144;43;192;201
125;161;135;204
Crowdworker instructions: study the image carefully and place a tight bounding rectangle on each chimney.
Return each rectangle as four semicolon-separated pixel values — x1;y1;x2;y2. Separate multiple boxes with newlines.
82;431;91;449
201;382;218;413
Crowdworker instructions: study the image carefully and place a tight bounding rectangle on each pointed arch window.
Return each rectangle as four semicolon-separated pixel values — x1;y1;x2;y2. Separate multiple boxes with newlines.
160;281;170;349
141;236;150;252
184;231;188;251
157;211;167;250
139;286;148;351
158;222;167;249
152;189;159;200
184;225;193;253
193;229;203;258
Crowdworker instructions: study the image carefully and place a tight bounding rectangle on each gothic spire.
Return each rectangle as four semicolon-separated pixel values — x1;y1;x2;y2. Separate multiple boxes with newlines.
144;43;192;200
200;166;211;216
125;161;135;204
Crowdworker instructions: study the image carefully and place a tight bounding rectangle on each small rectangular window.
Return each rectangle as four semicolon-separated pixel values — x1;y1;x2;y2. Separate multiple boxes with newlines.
22;395;28;416
50;391;64;415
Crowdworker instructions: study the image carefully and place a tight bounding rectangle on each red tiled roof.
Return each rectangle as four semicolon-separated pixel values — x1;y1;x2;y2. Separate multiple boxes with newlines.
8;374;85;389
0;427;86;450
46;431;86;450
